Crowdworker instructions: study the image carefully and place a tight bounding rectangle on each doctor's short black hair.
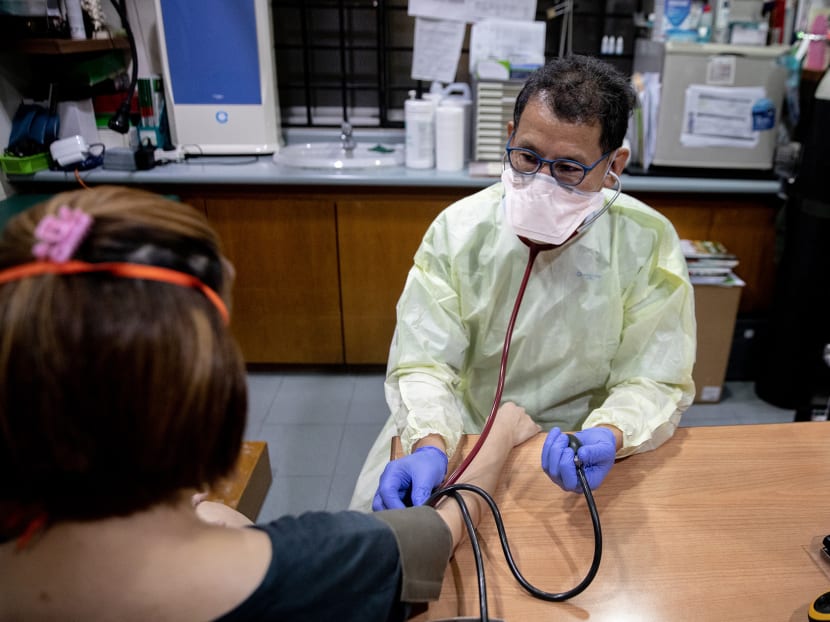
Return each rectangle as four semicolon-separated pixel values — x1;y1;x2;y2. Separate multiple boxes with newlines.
513;54;637;154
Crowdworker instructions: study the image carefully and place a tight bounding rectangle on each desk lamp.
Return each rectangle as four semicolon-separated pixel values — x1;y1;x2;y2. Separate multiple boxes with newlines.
107;0;138;134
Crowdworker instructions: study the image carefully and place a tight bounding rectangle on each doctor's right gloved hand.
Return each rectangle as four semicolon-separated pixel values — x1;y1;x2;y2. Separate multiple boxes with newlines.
541;427;616;493
372;446;448;511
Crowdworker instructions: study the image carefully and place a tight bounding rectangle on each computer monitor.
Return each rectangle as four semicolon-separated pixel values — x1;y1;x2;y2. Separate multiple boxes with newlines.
154;0;282;154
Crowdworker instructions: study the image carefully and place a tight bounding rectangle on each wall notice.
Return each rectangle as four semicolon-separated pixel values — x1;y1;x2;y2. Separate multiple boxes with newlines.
680;85;767;149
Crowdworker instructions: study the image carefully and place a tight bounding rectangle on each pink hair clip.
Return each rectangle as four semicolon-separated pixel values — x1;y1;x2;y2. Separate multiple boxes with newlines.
32;205;93;263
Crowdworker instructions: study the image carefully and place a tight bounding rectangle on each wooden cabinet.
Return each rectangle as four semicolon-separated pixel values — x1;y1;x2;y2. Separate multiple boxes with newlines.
173;185;777;365
0;37;131;95
643;193;778;314
336;190;778;364
337;193;454;364
0;37;130;54
196;192;342;364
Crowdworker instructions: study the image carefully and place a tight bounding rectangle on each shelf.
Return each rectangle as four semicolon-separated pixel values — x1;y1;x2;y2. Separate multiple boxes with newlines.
0;37;129;55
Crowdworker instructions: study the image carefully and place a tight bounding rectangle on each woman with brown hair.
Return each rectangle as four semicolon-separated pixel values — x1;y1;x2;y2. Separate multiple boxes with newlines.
0;185;539;621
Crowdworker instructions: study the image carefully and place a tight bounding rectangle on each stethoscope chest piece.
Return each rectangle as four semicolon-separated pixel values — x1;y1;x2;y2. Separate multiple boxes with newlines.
809;591;830;621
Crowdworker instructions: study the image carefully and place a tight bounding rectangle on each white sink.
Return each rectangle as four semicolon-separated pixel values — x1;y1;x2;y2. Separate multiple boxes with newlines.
273;142;404;169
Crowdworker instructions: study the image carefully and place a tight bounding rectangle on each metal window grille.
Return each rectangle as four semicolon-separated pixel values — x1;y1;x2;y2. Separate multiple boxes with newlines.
271;0;639;130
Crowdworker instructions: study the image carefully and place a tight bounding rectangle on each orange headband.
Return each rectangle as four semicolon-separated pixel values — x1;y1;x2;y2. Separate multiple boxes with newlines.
0;260;229;324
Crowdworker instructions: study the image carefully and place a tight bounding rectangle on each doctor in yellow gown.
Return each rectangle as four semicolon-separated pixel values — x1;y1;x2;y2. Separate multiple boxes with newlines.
350;55;696;512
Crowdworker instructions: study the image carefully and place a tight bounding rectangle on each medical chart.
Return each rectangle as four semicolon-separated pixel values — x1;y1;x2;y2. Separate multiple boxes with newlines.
411;17;466;82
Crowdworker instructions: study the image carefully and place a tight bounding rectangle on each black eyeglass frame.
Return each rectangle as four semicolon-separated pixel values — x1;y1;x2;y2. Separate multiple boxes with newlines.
504;134;615;187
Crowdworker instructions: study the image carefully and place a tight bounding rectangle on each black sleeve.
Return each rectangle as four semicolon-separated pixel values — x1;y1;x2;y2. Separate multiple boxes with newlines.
214;508;449;622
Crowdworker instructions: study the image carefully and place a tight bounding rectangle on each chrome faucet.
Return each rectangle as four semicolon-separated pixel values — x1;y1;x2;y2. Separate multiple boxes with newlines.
340;121;356;153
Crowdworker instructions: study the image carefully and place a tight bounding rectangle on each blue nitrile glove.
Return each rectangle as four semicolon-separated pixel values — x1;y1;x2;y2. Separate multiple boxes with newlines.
541;427;617;493
372;446;448;511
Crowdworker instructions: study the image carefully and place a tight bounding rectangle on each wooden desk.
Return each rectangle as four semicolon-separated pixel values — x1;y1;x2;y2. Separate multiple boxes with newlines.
207;440;271;521
394;423;830;621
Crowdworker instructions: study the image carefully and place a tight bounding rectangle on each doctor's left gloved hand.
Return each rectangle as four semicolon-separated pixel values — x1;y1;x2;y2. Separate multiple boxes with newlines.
541;427;617;492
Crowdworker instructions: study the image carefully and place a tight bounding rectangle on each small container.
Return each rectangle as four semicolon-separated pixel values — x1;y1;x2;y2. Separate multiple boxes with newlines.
437;83;472;164
65;0;87;40
713;0;730;43
49;135;89;167
0;152;49;175
404;90;435;169
697;4;713;41
435;105;465;172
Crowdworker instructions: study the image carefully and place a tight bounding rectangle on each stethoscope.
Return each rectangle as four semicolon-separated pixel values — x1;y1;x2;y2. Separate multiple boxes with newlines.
426;171;622;621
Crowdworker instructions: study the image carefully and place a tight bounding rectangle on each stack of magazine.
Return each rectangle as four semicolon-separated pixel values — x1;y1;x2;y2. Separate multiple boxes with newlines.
680;240;745;286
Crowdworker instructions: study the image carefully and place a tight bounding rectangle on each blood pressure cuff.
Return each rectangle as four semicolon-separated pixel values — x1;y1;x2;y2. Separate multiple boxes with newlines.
375;505;453;603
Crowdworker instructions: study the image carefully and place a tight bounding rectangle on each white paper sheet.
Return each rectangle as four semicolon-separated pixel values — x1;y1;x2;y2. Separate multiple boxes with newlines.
680;85;765;148
411;17;466;83
625;72;660;171
643;73;663;170
409;0;537;22
642;72;661;170
469;18;546;75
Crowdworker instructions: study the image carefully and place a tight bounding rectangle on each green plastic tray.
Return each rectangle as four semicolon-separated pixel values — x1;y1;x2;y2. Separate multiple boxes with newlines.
0;152;50;175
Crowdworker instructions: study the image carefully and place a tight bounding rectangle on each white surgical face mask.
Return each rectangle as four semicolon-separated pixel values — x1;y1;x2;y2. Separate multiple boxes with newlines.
501;167;619;245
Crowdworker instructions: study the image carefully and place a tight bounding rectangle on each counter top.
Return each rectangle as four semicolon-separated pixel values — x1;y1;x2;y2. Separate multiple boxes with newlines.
7;127;783;194
10;155;782;195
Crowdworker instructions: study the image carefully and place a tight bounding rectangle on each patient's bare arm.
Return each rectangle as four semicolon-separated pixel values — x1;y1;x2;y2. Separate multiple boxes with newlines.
192;492;254;528
435;402;540;549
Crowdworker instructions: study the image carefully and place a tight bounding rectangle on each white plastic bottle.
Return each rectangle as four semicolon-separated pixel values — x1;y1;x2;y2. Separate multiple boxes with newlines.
652;0;665;40
713;0;730;43
697;4;713;41
405;90;435;169
65;0;87;40
435;104;465;172
438;82;472;164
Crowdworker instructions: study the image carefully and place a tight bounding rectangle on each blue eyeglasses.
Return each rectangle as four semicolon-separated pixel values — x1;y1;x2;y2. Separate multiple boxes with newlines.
505;135;614;187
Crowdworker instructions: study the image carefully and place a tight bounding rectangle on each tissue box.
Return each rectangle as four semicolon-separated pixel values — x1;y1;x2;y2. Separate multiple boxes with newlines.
661;0;701;40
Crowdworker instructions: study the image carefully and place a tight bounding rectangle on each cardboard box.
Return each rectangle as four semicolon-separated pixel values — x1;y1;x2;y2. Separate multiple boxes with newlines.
207;440;272;521
692;284;743;402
